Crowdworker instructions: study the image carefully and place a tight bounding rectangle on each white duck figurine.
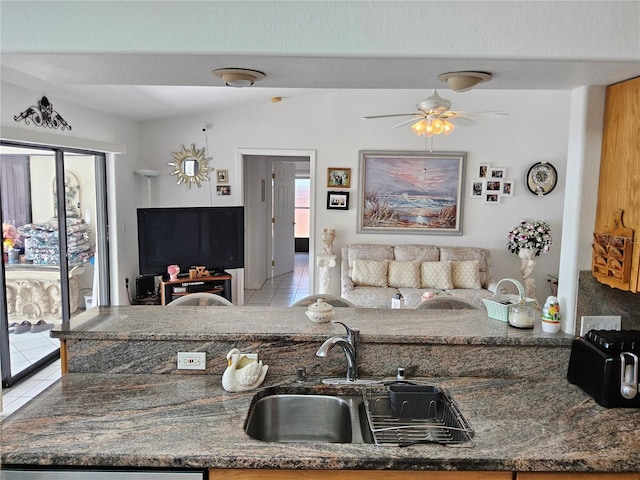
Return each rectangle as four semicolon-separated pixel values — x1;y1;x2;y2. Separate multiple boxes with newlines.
222;348;268;392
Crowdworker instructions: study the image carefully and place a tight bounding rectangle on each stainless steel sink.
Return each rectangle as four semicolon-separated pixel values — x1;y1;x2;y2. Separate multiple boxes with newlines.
244;393;373;443
244;384;473;446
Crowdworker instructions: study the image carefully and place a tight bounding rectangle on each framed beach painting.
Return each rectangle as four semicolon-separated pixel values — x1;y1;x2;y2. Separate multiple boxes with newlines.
358;150;466;235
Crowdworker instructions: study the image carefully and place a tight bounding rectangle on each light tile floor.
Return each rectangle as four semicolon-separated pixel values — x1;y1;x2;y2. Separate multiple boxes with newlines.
9;328;59;373
244;253;310;306
1;253;311;418
1;359;61;418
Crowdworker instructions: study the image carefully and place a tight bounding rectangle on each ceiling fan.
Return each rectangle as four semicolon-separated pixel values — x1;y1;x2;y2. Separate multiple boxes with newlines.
363;89;509;137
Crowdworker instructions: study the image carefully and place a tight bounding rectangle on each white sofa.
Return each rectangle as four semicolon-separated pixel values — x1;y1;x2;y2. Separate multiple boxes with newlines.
341;244;495;308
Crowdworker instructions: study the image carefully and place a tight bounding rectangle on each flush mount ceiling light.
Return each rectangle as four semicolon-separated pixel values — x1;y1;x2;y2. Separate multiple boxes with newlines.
212;68;266;87
437;71;492;92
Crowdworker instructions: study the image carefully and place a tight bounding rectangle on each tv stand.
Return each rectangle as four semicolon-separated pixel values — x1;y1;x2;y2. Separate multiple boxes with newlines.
159;272;232;306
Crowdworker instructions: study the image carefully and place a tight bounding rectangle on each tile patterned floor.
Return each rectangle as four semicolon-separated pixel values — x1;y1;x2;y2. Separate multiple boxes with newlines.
2;253;311;417
1;359;61;418
244;253;310;306
9;328;59;373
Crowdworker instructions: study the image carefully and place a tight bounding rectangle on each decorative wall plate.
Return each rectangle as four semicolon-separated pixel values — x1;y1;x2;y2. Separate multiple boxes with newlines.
526;161;557;196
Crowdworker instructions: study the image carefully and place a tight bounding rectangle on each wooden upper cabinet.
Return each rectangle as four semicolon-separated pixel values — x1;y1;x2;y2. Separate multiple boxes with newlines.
595;76;640;292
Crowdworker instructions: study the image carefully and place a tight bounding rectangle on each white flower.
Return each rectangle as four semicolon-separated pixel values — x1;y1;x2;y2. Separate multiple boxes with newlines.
506;220;552;257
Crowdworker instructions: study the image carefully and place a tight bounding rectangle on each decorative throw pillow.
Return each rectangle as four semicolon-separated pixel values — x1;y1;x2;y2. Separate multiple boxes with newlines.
351;259;389;287
451;260;481;289
420;261;453;290
388;261;421;288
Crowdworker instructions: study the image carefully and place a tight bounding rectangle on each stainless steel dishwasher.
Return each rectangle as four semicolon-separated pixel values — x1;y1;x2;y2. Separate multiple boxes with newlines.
1;470;204;479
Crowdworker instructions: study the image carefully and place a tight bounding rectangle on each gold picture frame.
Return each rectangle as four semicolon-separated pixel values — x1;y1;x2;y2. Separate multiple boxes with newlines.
327;167;351;188
358;150;466;235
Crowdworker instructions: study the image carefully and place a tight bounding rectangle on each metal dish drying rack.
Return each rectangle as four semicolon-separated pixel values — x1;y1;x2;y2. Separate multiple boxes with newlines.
362;385;475;447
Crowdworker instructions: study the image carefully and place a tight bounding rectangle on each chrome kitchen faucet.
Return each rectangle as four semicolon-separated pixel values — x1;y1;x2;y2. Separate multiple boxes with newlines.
316;321;360;382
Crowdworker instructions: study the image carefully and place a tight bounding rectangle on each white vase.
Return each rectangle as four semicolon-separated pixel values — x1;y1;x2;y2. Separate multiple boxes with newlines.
541;319;561;333
518;248;536;299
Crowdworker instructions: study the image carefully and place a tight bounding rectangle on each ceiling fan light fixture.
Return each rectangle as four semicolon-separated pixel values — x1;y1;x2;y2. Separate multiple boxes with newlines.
212;68;266;87
411;118;455;137
438;71;492;92
411;119;428;136
441;120;455;135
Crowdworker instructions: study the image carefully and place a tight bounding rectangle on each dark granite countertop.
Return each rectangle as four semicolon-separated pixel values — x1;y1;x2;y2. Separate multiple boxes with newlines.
1;373;639;472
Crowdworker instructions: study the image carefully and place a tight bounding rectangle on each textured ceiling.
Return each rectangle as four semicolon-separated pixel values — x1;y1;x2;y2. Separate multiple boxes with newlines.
1;1;638;121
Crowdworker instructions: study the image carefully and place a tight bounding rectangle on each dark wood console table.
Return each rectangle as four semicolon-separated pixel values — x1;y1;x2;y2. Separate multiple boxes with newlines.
159;273;232;305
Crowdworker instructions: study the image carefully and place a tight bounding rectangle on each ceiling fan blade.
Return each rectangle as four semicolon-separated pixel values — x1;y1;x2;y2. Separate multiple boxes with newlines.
362;113;420;120
392;116;426;128
453;111;510;119
448;116;477;126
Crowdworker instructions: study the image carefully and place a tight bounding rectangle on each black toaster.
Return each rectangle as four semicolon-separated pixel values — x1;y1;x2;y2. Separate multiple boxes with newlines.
567;329;640;408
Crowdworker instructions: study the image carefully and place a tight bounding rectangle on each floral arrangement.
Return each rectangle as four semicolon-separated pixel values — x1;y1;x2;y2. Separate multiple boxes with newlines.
167;264;180;279
2;222;22;250
506;220;552;257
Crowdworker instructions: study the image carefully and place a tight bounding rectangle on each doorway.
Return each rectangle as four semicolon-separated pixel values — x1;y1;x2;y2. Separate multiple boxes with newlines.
0;142;109;387
241;149;315;301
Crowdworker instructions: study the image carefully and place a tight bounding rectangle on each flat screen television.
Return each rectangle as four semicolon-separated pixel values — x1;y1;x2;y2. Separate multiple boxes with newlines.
137;206;244;277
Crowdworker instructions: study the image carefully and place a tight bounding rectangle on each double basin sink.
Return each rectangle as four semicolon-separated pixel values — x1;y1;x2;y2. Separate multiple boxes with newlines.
244;384;474;445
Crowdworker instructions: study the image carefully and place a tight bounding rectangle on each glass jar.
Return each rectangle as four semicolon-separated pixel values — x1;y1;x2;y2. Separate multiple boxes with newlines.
508;303;535;329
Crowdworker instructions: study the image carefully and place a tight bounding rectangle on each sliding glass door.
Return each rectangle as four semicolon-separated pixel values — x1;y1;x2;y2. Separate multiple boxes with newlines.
0;142;109;387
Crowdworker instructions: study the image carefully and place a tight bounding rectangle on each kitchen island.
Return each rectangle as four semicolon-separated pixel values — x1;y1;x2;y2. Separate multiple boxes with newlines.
1;306;639;476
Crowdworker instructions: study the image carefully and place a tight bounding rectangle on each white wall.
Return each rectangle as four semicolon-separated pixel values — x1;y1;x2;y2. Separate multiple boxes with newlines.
557;86;606;334
140;89;572;306
1;81;142;305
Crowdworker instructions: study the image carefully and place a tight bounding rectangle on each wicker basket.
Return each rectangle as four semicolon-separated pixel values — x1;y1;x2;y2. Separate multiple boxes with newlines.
482;278;526;322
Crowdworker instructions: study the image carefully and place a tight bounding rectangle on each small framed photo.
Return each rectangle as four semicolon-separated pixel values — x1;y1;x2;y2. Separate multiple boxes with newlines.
486;180;502;192
484;193;501;205
488;167;506;179
217;169;228;183
327;167;351;188
501;180;514;197
470;179;485;198
478;164;490;178
216;185;230;196
327;191;349;210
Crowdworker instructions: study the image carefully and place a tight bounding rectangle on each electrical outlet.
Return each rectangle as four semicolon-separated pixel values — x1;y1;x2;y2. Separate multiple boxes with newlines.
177;352;206;370
580;316;622;336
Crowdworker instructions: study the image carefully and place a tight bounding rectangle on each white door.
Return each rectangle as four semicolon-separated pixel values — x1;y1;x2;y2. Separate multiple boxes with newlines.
272;160;296;277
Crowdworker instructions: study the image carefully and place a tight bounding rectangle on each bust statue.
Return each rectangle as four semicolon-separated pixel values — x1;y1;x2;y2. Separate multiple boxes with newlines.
321;228;335;255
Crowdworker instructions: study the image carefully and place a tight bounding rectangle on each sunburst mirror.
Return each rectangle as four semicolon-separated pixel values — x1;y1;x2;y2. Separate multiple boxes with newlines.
168;143;213;188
